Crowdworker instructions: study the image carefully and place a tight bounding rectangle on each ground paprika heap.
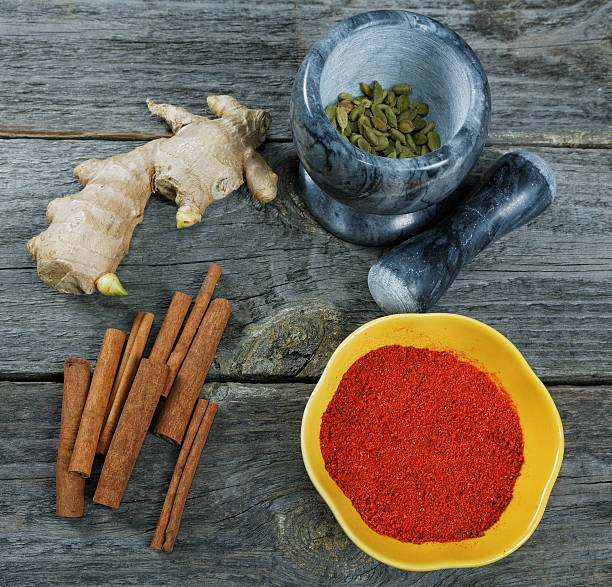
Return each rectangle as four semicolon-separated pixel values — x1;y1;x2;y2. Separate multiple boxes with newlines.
320;345;524;543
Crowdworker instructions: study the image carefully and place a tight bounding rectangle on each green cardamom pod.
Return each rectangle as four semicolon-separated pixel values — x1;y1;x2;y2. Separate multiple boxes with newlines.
364;126;379;146
374;135;389;151
371;104;385;119
390;129;405;144
396;95;411;112
421;145;430;155
360;82;373;98
392;83;412;95
357;137;372;152
336;107;349;130
423;121;435;134
338;92;353;102
350;133;362;146
413;117;426;131
413;132;427;145
382;144;395;156
413;102;429;115
325;104;337;122
338;101;354;111
372;81;384;104
358;115;372;128
372;116;388;131
405;133;417;153
370;127;389;137
384;108;398;128
398;120;415;133
398;107;417;122
395;139;403;152
427;131;441;150
353;96;370;106
349;104;365;121
385;91;397;107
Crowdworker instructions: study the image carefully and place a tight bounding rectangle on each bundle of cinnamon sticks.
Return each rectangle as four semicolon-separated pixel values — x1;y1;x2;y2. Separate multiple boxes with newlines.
56;264;230;552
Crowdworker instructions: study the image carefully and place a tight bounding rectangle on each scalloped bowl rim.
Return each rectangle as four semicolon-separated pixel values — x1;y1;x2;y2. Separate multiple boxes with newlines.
301;313;564;571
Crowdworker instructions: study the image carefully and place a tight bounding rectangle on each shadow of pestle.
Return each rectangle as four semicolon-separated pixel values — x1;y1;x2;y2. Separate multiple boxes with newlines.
368;151;556;313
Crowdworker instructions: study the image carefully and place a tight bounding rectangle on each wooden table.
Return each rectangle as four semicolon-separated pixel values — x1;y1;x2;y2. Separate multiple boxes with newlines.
1;2;610;584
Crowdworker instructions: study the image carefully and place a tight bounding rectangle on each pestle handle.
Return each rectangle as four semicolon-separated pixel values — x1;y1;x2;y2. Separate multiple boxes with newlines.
368;151;556;314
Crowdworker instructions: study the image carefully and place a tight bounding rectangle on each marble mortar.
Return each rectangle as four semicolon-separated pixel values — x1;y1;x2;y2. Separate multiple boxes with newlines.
290;9;491;221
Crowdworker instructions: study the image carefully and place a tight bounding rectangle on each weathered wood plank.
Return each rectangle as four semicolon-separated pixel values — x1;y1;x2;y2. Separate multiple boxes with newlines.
0;381;609;585
0;139;610;381
0;0;610;144
0;0;299;140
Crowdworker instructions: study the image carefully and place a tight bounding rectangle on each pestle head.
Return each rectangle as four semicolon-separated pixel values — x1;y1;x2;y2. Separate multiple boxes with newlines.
368;151;556;314
368;263;429;314
368;229;460;314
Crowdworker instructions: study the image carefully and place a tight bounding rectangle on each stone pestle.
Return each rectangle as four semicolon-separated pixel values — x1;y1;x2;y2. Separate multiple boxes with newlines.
368;151;556;314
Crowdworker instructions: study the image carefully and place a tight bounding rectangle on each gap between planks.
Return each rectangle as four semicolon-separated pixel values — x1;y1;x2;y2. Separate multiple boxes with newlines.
0;130;610;149
1;374;611;388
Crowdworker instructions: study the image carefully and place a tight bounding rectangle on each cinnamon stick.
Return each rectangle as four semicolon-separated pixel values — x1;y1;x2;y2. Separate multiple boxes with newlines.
153;297;230;445
151;399;218;552
56;358;90;517
93;359;169;508
69;328;125;478
96;312;154;455
162;264;222;397
149;291;192;365
111;312;143;398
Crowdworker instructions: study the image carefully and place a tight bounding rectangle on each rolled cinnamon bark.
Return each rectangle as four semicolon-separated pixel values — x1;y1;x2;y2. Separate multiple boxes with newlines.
111;312;142;397
93;359;169;509
97;312;154;455
149;291;192;365
162;265;222;397
56;358;91;518
69;328;125;478
151;399;218;552
153;298;230;445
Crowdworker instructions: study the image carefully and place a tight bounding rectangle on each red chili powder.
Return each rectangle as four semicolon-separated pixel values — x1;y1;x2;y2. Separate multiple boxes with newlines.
320;345;524;543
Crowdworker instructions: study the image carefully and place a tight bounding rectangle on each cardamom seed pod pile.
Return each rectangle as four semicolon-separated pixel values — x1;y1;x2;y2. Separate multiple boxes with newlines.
325;81;440;158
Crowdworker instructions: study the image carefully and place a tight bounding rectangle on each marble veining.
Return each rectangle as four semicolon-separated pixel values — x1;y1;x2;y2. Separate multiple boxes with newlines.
368;151;557;313
290;10;491;220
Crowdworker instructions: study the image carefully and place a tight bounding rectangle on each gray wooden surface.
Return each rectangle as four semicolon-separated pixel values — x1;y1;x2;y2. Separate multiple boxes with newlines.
0;1;610;585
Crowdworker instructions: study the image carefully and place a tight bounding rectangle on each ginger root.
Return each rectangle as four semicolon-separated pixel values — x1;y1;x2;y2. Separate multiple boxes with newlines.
27;96;277;295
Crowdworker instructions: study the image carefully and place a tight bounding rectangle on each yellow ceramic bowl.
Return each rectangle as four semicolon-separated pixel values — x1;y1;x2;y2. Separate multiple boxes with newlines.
301;313;564;571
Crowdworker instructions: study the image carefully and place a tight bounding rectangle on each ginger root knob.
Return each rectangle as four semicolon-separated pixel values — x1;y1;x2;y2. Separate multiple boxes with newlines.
27;96;277;295
96;273;128;296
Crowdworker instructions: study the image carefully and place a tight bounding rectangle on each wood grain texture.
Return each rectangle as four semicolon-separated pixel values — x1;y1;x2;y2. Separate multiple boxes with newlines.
0;139;610;382
0;0;609;144
0;0;299;140
0;381;609;585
